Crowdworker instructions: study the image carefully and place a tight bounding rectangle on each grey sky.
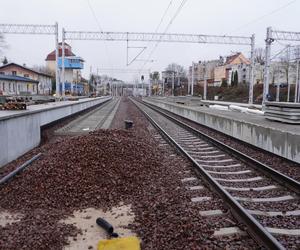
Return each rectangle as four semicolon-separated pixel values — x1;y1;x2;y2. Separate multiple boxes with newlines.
1;0;299;81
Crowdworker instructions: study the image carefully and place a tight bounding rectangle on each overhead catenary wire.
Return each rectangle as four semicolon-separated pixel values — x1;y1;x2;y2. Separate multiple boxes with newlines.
86;0;115;79
228;0;298;34
128;0;174;66
153;0;175;34
139;0;189;73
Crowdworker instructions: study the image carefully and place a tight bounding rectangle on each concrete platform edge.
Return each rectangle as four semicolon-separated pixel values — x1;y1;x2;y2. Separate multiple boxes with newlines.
0;96;111;168
143;98;300;164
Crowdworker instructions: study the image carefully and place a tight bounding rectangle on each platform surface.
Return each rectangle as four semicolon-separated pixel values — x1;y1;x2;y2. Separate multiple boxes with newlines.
149;97;300;135
0;97;105;121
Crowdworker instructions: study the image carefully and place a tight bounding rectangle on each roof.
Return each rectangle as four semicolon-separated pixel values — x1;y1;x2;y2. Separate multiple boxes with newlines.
225;52;250;65
0;74;39;83
0;63;52;77
46;48;75;61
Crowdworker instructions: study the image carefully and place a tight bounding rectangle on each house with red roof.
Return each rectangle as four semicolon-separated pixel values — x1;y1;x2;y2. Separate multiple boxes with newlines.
45;43;85;95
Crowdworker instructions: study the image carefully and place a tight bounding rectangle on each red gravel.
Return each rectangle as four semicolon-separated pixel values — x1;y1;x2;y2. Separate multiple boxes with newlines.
134;98;299;249
0;97;260;249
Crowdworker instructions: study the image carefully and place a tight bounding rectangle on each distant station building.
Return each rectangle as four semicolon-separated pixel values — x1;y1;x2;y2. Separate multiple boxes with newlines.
0;63;52;95
45;43;85;95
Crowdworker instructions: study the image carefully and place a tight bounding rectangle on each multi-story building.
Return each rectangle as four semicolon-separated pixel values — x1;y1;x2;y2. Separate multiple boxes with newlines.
188;59;222;87
0;63;52;94
46;42;85;95
188;53;251;87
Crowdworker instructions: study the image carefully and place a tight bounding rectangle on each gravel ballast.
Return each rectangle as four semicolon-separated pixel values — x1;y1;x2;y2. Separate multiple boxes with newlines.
0;97;259;249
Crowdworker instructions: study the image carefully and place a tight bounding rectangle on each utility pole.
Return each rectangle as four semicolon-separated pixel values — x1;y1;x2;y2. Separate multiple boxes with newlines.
191;62;194;96
89;65;92;96
177;69;180;95
141;75;144;97
276;84;280;102
62;28;65;97
55;22;60;98
263;27;274;105
203;65;207;100
162;77;165;96
248;34;255;104
148;70;151;97
286;45;291;102
295;60;299;103
172;71;175;96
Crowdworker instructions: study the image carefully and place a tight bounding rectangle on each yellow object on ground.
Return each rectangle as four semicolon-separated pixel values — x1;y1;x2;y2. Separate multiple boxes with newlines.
98;236;140;250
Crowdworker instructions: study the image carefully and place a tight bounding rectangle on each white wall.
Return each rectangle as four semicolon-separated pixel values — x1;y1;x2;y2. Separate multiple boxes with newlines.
0;96;111;167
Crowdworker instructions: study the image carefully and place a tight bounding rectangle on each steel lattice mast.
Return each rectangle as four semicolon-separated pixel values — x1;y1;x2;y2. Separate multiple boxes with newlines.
63;30;256;103
64;31;252;45
263;27;300;104
0;23;60;97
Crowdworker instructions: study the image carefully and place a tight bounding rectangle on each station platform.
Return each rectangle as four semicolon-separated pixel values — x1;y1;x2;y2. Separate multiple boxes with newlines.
0;96;111;167
143;97;300;164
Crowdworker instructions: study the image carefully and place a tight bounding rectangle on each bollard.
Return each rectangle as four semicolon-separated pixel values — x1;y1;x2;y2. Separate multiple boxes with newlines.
124;120;133;129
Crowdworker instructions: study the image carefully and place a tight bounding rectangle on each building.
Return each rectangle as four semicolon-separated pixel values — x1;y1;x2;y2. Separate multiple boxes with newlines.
0;63;52;94
0;74;39;95
224;53;251;86
45;42;85;95
189;59;222;87
188;53;251;87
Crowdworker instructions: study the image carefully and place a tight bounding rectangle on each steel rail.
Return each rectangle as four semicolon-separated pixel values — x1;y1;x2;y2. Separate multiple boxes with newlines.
130;97;285;250
0;153;42;185
141;100;300;195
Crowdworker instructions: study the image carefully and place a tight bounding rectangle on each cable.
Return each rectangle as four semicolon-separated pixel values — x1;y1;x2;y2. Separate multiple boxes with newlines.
128;0;174;66
153;0;174;34
139;0;189;72
86;0;115;79
228;0;298;34
87;0;104;32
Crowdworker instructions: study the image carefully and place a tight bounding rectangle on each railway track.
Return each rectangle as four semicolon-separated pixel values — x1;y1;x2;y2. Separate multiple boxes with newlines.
131;97;300;249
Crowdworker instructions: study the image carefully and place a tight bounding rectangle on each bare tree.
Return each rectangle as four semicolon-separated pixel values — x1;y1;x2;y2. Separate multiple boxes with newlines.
0;34;7;55
150;71;160;81
165;63;186;77
32;65;54;76
280;46;292;101
254;48;265;65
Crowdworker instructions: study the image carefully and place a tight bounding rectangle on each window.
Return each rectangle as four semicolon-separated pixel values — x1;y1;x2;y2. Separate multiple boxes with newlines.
12;71;17;75
13;83;15;92
24;74;29;78
33;84;35;92
2;82;4;91
9;83;11;92
0;72;4;75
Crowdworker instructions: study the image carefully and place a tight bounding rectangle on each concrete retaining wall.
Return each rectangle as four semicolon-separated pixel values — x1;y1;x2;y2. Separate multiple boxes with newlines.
0;97;111;167
144;98;300;164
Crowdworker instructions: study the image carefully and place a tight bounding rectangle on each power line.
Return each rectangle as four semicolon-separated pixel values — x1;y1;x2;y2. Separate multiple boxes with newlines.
86;0;114;77
86;0;104;32
153;0;174;34
229;0;298;34
128;0;174;66
140;0;189;72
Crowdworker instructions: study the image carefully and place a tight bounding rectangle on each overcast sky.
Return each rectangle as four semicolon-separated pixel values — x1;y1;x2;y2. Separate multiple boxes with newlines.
1;0;300;81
